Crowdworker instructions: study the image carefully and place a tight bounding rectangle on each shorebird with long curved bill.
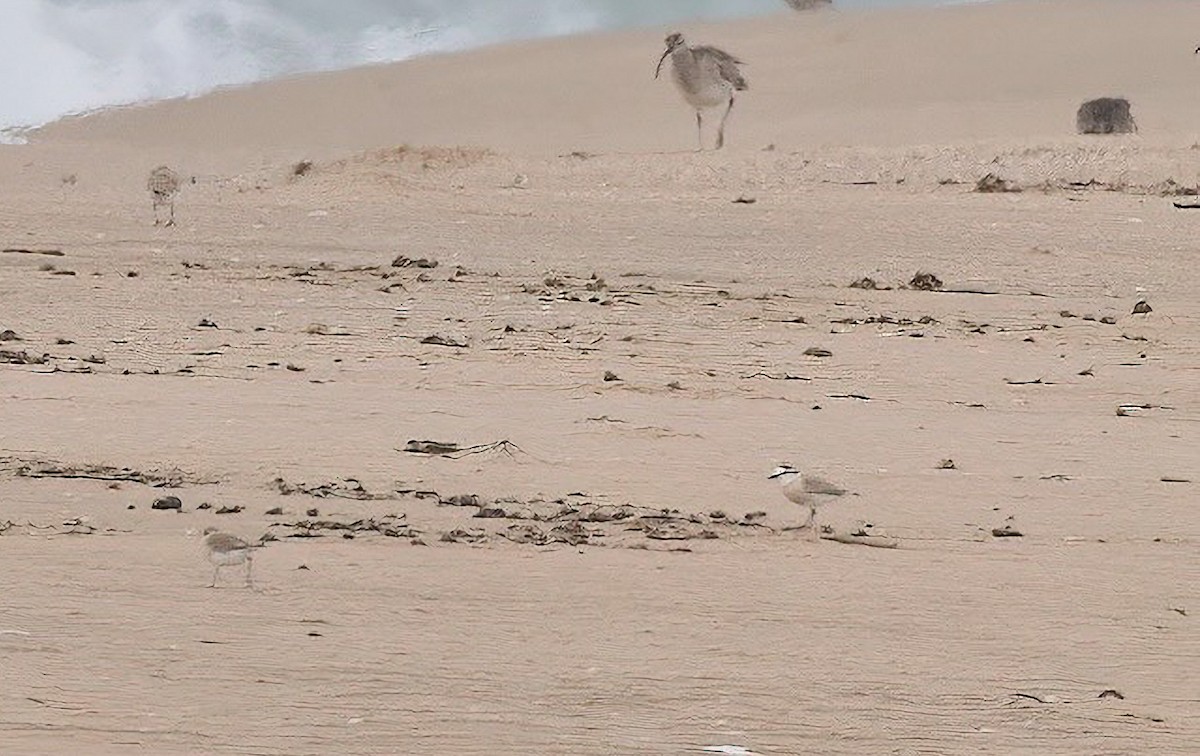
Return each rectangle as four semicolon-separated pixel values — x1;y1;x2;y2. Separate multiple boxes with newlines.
655;32;748;150
768;463;848;540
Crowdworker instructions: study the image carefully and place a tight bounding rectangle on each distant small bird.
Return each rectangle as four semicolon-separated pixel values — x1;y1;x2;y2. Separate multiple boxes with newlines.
768;463;848;540
782;0;834;9
655;32;749;150
146;165;181;227
202;527;255;588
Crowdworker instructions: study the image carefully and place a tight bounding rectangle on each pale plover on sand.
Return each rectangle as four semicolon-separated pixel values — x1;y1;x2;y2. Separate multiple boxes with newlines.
202;527;255;588
655;32;748;150
768;463;848;540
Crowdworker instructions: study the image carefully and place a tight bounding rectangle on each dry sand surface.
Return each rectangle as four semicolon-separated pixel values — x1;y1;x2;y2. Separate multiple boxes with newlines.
2;0;1199;753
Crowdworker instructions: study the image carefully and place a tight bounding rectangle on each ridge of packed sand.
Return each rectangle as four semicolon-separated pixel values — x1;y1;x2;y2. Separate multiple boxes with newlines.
2;0;1199;754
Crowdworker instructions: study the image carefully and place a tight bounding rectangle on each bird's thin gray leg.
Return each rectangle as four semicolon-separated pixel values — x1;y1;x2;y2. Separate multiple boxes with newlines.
210;565;219;588
807;507;819;542
244;557;254;588
696;111;704;151
166;200;175;227
716;95;735;150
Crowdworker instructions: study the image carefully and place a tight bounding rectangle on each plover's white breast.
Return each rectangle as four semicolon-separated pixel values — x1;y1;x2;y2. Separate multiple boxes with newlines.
203;530;251;565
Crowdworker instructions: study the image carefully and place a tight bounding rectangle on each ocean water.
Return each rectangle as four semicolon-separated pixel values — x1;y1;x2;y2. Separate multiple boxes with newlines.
0;0;964;138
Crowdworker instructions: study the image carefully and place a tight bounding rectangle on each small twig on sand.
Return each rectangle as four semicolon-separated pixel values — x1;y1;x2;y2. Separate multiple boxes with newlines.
2;248;64;256
445;440;525;459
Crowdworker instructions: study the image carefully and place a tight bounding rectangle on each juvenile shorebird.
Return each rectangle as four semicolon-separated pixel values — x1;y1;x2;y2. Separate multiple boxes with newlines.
655;32;748;150
147;165;181;227
201;527;255;588
768;463;848;540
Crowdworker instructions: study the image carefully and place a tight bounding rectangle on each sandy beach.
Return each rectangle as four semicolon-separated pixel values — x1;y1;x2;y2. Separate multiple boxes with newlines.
2;0;1199;753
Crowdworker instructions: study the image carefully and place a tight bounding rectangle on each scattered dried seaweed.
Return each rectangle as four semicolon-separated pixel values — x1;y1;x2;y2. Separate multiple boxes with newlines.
520;272;614;305
271;477;401;500
429;494;778;549
271;514;417;539
975;173;1021;193
908;271;944;291
400;439;524;459
499;521;594;546
420;334;469;348
403;440;463;456
3;457;213;488
833;314;938;327
391;255;438;269
304;323;352;336
5;518;127;536
0;350;47;365
440;528;488;544
848;277;890;290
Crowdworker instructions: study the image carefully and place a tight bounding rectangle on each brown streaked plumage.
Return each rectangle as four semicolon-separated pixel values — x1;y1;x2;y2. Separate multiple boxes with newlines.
147;165;181;227
655;32;749;150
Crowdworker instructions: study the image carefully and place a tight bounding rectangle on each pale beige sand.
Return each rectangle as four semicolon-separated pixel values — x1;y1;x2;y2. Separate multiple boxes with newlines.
2;0;1199;753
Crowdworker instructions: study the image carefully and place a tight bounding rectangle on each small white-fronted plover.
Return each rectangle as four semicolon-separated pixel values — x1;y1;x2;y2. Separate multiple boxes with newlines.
768;463;848;540
202;527;255;588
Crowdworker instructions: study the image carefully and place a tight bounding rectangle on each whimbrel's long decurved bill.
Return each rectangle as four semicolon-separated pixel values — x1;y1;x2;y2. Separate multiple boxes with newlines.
655;48;671;78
